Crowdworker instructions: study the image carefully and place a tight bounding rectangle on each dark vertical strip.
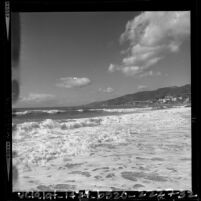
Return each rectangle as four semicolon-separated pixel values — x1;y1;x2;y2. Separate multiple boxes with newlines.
1;1;8;200
192;0;201;198
11;11;20;196
11;12;20;69
7;1;12;198
1;0;12;200
11;12;20;103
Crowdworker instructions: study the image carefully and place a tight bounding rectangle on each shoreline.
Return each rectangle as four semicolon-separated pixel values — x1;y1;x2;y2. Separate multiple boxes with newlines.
12;105;190;124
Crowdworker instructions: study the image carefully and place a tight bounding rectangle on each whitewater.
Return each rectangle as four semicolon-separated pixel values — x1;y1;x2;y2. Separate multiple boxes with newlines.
12;107;191;191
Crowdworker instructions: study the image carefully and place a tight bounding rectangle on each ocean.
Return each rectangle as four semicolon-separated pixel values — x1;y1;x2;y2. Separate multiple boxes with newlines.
12;107;114;123
12;106;191;191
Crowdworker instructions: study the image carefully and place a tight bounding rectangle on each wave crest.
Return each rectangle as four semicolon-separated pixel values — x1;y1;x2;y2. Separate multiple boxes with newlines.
13;116;130;167
13;109;66;116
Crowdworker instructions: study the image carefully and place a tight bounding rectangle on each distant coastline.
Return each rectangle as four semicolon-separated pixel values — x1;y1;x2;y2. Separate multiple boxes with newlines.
13;84;191;111
85;84;190;109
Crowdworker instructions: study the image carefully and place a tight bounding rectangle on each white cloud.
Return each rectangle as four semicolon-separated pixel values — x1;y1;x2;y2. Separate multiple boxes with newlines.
108;64;142;76
143;57;163;68
56;77;91;88
139;70;161;78
108;64;116;72
99;87;114;93
121;66;141;76
137;85;147;90
122;51;154;65
20;93;55;102
121;11;190;46
109;11;190;76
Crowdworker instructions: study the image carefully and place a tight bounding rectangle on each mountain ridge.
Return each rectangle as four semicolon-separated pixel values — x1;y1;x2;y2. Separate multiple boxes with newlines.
84;84;191;109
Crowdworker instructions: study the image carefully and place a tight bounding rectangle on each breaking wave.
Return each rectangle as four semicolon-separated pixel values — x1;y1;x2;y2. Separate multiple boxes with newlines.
13;117;129;168
12;107;148;118
13;109;66;116
13;107;191;171
89;108;152;113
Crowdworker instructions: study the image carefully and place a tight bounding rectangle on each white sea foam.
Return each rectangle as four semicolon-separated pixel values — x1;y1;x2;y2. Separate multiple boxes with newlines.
13;107;191;191
89;107;152;113
77;109;84;112
14;111;32;115
13;109;66;116
44;109;66;114
13;116;127;167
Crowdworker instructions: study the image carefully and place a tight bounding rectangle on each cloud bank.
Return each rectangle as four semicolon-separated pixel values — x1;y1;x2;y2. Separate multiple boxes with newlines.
108;11;190;76
137;85;147;90
56;77;91;88
98;87;114;93
139;70;161;78
20;93;55;102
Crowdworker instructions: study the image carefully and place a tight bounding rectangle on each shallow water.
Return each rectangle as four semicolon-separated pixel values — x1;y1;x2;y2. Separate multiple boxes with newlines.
13;107;191;191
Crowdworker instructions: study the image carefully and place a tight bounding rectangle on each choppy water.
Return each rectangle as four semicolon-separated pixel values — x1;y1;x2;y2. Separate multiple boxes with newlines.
12;107;107;124
12;107;191;191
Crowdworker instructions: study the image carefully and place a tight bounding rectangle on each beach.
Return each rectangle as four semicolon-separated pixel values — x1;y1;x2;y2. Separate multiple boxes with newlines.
13;106;191;191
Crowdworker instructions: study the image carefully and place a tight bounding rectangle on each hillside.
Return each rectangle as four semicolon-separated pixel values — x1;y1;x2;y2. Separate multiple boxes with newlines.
85;84;191;109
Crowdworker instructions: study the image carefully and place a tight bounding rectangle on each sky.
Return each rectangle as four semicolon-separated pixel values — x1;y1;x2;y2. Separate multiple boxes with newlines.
12;11;190;108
